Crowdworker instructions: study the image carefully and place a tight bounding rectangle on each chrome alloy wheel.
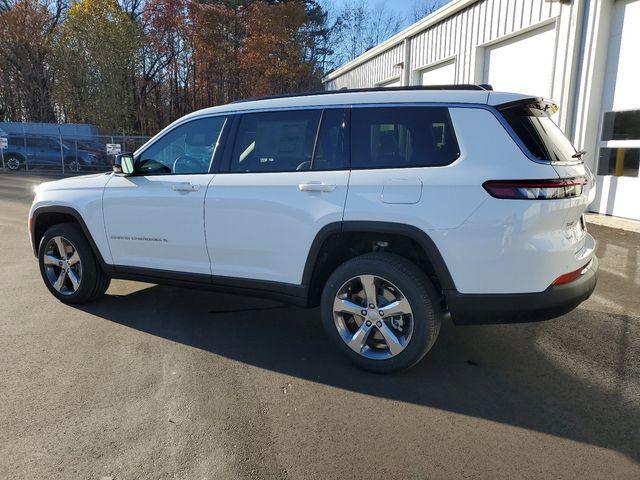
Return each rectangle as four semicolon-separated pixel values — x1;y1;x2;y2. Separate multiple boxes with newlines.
333;274;414;360
43;236;82;295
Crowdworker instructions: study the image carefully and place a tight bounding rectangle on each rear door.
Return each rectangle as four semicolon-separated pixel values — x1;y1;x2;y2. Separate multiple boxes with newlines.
205;108;350;285
103;115;227;275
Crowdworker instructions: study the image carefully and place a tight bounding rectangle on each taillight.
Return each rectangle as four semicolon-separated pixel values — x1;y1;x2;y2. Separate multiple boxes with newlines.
483;177;587;200
552;260;593;286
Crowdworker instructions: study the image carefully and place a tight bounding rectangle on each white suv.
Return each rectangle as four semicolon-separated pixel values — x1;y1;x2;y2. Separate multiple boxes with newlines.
28;86;598;372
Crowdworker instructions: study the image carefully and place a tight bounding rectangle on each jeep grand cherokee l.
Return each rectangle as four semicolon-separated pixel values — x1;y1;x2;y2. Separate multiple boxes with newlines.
28;86;598;372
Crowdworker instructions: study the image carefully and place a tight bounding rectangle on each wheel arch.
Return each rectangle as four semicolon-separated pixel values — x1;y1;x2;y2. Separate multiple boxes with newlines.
31;206;110;270
302;221;456;307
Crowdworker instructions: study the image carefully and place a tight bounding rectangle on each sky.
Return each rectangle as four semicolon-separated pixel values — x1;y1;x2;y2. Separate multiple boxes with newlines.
330;0;450;26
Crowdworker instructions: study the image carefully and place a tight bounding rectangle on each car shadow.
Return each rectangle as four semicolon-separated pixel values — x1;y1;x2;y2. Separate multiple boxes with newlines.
78;277;640;463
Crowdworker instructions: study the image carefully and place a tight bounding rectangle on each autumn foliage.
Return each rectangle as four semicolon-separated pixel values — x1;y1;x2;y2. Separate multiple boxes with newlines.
0;0;329;134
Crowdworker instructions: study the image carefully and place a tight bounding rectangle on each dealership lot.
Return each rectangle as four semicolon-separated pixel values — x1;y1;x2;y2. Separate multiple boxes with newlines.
1;174;639;479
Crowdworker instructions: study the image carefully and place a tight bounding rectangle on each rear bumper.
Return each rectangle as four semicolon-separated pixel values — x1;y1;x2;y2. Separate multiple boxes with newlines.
445;256;598;325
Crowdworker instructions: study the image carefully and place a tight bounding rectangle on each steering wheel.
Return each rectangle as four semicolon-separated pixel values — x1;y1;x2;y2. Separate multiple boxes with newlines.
173;154;207;174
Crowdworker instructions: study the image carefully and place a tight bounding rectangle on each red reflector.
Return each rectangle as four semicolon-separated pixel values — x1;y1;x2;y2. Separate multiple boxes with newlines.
552;260;592;286
483;177;587;200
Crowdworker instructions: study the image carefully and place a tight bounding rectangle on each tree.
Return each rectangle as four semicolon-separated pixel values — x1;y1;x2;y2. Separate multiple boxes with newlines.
54;0;140;132
0;0;63;122
240;1;318;97
329;0;402;66
410;0;443;23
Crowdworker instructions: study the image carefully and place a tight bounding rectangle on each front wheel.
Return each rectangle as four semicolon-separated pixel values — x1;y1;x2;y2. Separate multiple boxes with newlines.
38;223;110;304
5;154;22;171
321;252;441;373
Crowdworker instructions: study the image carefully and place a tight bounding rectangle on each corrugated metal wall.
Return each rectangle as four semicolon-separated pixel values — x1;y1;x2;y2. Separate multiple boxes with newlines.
325;0;580;128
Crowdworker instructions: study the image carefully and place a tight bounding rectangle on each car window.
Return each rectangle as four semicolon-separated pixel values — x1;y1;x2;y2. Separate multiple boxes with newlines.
313;109;349;171
351;107;460;169
230;110;321;173
8;137;24;147
500;103;577;163
25;137;40;148
137;116;226;175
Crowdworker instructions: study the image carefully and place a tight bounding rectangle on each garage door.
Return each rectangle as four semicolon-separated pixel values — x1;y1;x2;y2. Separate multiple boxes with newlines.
483;22;556;98
420;59;456;86
593;0;640;220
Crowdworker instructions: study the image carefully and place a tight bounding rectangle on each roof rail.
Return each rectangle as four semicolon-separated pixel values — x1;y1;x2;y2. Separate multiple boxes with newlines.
231;84;493;104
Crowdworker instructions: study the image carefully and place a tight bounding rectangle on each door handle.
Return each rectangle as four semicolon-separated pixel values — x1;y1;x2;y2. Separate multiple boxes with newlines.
298;182;336;192
172;183;200;192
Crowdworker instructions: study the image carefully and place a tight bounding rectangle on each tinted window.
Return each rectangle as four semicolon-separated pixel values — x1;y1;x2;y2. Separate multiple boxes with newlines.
598;148;640;177
601;110;640;141
8;136;24;147
351;107;460;169
231;110;321;173
501;103;578;163
313;109;349;171
137;116;226;175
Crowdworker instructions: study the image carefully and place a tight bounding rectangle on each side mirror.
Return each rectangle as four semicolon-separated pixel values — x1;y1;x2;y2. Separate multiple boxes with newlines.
113;153;135;176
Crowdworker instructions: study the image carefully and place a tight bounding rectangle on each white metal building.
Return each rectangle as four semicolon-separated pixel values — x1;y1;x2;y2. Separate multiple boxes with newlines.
324;0;640;221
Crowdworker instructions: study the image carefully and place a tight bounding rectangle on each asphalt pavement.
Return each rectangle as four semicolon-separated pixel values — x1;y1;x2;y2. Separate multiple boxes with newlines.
1;173;639;479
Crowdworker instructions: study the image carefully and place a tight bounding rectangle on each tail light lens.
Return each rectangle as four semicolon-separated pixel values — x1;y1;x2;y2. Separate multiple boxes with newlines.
483;177;587;200
552;260;593;286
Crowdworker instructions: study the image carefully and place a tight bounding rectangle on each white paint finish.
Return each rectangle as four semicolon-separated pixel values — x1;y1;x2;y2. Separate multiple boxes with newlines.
102;174;214;274
205;170;349;284
343;106;594;293
29;96;597;297
419;59;456;85
483;22;557;98
381;178;422;204
31;173;114;264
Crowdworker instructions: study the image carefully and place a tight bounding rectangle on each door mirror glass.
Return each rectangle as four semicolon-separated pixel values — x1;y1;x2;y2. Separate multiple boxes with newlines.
114;153;135;175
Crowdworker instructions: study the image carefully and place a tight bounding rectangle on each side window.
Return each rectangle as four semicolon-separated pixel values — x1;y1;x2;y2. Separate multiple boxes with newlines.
351;107;460;169
230;110;321;173
137;116;226;175
313;108;349;171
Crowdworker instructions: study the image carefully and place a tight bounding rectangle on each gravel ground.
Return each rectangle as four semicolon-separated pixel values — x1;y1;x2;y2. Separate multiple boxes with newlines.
1;173;639;480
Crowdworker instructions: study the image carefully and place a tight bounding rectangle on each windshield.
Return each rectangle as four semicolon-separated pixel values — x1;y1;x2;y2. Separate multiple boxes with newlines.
500;101;580;164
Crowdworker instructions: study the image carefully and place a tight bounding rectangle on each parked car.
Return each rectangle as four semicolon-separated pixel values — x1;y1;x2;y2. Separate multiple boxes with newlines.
27;86;598;372
3;134;106;172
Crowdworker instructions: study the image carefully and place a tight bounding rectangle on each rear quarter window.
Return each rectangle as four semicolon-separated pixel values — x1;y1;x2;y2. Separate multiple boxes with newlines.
351;106;460;169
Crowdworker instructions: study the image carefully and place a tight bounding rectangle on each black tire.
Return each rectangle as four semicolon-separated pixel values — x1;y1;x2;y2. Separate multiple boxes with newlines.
5;154;22;171
65;158;81;173
38;222;110;304
321;252;441;373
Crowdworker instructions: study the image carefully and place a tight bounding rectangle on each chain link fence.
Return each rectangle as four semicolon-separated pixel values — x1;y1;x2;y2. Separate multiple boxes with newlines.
0;132;150;175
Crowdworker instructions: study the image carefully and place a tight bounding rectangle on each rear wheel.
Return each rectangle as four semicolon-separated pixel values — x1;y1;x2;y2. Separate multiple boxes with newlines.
38;223;110;304
321;252;441;373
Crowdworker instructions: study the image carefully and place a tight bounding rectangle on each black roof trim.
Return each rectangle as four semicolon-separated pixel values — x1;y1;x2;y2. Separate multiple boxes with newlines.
232;84;494;104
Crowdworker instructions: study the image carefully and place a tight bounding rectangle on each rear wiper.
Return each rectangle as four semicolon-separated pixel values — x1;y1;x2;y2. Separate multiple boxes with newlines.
572;149;587;159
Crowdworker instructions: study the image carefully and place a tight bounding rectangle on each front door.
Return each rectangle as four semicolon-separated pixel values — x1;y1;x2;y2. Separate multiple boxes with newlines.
103;115;227;275
205;108;350;285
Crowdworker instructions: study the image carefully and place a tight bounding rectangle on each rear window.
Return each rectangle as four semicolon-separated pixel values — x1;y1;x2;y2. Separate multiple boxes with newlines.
351;107;460;169
500;102;579;163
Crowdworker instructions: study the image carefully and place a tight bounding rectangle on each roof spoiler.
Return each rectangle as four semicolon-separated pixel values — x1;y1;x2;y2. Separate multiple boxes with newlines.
496;97;558;116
